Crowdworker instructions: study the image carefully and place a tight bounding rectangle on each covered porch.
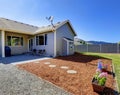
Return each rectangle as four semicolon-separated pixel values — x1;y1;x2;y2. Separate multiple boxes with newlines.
0;30;34;58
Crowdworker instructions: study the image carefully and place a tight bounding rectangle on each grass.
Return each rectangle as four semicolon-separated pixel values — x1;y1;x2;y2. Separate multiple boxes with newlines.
80;52;120;92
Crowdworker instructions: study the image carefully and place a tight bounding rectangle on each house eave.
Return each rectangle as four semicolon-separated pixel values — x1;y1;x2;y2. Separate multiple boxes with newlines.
0;28;34;35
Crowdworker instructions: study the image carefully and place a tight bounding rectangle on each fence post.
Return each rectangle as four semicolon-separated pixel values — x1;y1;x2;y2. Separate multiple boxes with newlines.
117;43;119;53
100;44;102;53
87;44;88;52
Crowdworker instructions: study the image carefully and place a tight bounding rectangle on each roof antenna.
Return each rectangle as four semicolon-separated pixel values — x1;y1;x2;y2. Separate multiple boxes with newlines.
46;16;55;28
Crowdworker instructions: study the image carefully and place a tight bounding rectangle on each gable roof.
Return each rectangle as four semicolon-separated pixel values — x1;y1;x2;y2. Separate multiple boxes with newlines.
35;20;77;36
0;18;77;36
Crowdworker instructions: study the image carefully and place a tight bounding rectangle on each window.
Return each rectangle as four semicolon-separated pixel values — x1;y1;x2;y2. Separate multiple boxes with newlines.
39;35;44;45
7;36;23;46
7;36;11;46
36;34;47;45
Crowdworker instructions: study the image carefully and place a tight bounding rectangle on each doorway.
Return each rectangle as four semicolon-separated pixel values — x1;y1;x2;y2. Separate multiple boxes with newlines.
29;39;33;51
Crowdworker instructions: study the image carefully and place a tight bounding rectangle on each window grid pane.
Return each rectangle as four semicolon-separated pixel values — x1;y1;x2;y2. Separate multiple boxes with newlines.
7;36;23;46
7;36;11;46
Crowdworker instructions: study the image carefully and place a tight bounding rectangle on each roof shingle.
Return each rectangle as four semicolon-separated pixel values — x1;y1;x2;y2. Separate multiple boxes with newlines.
0;18;76;36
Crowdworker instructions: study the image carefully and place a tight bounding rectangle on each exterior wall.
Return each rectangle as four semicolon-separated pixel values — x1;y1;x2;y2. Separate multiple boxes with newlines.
34;32;54;57
56;23;74;56
5;32;29;55
0;31;1;57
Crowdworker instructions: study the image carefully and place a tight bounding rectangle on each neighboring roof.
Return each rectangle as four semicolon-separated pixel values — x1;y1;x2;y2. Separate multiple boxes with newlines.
63;37;74;42
0;18;77;36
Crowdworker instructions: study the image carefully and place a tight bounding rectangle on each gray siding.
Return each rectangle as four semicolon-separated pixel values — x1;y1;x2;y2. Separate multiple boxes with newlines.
5;32;29;55
35;32;54;57
56;23;74;56
0;31;1;57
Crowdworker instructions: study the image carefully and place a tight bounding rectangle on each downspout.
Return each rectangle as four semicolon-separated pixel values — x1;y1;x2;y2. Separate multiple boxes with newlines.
67;40;69;55
54;30;56;57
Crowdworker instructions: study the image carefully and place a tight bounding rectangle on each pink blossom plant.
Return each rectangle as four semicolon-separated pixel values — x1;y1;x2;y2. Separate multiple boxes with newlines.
98;72;108;78
94;69;108;86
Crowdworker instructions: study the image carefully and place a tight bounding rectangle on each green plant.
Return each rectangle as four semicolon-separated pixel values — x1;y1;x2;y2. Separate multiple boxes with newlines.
94;69;108;86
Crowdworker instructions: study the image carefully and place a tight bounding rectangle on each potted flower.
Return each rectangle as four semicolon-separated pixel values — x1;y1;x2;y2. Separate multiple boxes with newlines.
102;64;108;72
92;69;108;92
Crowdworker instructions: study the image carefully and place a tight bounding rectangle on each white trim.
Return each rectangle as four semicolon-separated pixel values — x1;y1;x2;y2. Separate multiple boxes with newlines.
35;34;46;46
54;31;56;57
1;30;5;57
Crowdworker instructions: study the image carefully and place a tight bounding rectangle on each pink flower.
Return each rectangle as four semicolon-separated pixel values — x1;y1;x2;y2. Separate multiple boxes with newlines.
102;64;108;69
98;72;108;78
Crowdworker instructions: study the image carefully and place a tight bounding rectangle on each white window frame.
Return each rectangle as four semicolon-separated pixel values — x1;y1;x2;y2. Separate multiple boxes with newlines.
36;34;47;46
7;36;23;47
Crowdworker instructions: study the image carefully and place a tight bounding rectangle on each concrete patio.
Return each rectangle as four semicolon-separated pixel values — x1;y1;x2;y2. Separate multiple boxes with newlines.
0;54;52;64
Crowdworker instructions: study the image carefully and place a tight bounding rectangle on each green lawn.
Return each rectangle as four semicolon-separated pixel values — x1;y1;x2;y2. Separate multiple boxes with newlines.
81;52;120;92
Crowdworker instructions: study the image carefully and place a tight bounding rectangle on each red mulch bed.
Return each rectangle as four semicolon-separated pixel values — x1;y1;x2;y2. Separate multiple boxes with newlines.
17;53;115;95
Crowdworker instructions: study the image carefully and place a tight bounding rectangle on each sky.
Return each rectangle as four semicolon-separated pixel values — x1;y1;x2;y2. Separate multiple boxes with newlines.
0;0;120;43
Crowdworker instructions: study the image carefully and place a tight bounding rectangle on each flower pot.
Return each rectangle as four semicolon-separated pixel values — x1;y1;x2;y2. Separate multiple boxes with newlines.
92;78;105;93
101;68;107;72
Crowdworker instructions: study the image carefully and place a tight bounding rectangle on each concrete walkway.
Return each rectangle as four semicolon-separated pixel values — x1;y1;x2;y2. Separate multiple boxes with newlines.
0;64;72;95
0;54;52;64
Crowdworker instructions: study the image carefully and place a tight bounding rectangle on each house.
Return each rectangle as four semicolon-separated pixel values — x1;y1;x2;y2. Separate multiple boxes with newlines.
74;38;86;45
0;18;77;58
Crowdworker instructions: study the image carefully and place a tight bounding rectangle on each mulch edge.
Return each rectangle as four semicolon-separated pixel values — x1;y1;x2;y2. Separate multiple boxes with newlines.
111;60;120;94
16;66;74;95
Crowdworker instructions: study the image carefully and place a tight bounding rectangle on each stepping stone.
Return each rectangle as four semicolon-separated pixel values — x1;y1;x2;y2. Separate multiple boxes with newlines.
44;62;51;64
34;61;39;63
67;70;77;74
60;66;69;69
49;65;56;68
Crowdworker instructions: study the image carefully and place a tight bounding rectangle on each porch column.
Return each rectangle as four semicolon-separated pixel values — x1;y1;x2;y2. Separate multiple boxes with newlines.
54;30;56;57
1;30;5;57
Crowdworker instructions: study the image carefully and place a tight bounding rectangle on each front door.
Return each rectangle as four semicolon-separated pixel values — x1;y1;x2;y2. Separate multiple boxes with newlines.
29;39;33;51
